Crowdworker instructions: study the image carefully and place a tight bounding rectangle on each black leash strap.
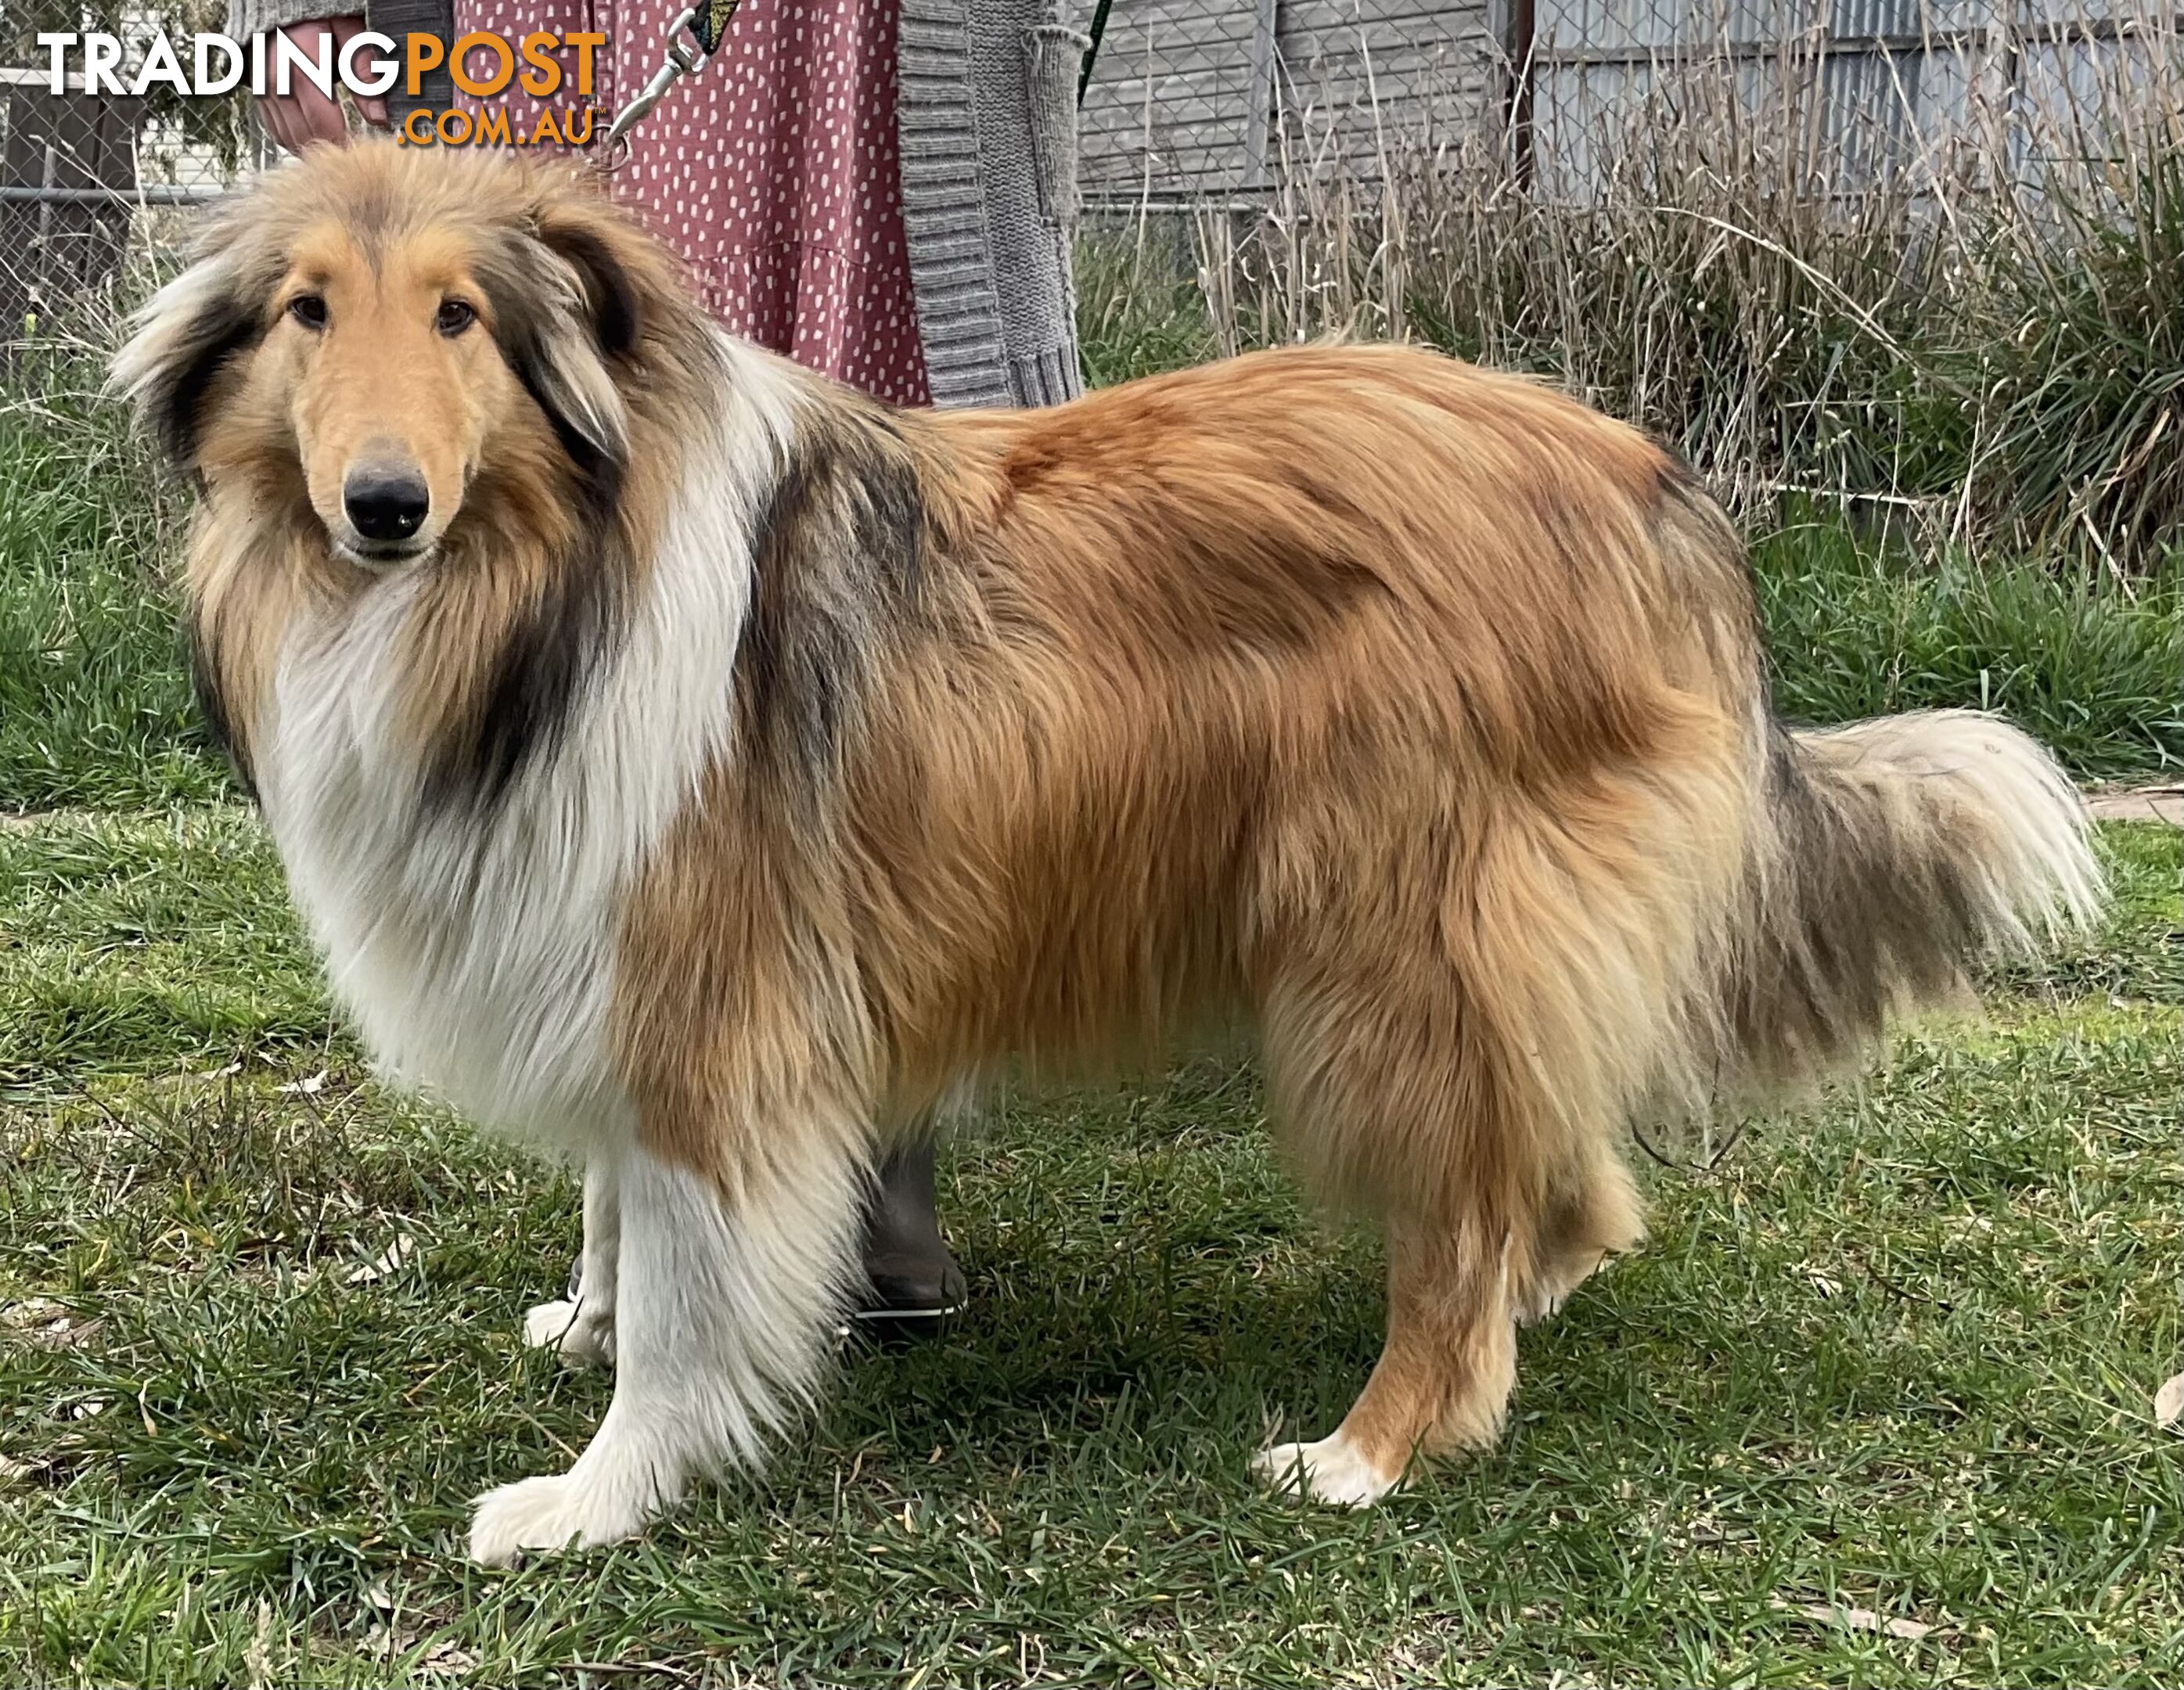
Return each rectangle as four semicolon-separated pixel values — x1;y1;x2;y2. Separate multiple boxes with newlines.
1078;0;1114;104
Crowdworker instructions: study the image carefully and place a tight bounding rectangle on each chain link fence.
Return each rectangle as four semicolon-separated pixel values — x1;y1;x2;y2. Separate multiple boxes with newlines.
1;67;256;344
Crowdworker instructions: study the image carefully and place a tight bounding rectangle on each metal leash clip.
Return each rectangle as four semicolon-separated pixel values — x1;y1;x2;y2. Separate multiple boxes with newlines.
597;1;740;165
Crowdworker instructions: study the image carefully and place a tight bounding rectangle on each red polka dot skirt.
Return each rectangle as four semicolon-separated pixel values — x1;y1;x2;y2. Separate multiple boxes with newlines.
455;0;933;406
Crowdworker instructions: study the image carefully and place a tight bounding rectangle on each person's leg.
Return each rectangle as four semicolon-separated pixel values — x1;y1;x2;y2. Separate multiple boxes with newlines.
855;1134;966;1332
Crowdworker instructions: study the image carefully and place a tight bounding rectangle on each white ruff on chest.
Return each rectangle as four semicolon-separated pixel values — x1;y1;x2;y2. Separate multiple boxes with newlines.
255;371;783;1150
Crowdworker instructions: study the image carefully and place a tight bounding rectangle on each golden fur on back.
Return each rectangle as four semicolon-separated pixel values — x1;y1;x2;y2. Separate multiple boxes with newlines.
625;350;1764;1192
115;142;2102;1553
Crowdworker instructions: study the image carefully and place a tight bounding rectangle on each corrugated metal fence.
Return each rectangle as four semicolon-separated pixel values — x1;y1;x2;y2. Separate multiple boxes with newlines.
1525;0;2182;196
1078;0;1500;200
1076;0;2182;202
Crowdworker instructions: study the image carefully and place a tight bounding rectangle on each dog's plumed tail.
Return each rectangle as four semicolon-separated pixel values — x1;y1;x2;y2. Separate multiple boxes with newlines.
1719;709;2102;1090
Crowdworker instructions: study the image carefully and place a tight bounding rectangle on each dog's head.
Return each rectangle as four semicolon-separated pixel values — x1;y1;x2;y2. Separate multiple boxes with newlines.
113;142;693;567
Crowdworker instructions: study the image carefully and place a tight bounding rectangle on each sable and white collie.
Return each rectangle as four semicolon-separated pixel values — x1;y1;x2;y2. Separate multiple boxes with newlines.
113;142;2099;1565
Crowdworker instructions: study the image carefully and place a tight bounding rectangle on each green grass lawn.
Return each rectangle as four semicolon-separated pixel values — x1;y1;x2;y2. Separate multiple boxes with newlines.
2;323;2178;1683
0;808;2176;1686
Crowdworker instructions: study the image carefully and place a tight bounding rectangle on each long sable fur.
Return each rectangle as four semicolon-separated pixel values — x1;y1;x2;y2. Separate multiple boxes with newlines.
114;142;2102;1527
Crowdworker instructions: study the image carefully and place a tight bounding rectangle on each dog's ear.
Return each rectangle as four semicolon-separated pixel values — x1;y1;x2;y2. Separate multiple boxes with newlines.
487;188;689;494
109;246;262;474
533;196;657;365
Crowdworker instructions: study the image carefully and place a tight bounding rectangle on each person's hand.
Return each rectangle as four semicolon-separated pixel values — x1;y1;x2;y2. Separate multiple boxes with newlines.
254;16;390;154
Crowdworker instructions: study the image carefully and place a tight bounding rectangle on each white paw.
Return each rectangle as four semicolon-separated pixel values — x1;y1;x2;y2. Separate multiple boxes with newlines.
469;1471;646;1566
1252;1431;1401;1506
521;1299;614;1369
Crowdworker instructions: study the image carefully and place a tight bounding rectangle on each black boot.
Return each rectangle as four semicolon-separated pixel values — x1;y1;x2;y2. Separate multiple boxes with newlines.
853;1137;966;1340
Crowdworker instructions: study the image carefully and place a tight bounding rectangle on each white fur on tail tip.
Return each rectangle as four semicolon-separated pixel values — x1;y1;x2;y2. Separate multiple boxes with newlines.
1252;1431;1402;1506
1948;713;2105;940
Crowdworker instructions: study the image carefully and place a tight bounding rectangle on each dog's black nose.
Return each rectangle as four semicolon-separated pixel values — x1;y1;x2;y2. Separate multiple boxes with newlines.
343;468;430;544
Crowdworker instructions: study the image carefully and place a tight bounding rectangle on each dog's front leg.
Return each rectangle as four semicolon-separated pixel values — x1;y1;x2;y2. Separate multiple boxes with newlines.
522;1159;621;1368
470;1120;865;1565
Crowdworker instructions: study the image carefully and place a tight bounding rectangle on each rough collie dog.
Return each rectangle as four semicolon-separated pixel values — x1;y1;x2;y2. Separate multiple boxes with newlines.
113;142;2099;1564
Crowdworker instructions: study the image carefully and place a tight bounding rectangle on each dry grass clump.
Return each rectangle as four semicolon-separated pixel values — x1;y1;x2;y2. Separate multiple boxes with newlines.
1085;2;2182;568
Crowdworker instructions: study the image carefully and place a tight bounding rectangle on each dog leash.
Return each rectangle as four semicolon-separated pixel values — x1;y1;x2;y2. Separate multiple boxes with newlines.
597;0;743;163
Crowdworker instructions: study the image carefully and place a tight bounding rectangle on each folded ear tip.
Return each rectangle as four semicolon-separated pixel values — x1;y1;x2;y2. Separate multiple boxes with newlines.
543;220;646;360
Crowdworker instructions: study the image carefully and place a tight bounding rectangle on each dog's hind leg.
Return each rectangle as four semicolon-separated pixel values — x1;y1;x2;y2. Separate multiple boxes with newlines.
1512;1147;1642;1328
470;1118;867;1564
1248;922;1607;1505
522;1159;621;1369
1254;1210;1520;1505
1250;1034;1642;1503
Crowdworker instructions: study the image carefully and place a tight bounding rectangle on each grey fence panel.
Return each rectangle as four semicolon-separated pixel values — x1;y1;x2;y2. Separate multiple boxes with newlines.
1078;0;1500;202
1078;0;1275;196
1527;0;2179;201
1535;57;1653;192
1276;0;1498;175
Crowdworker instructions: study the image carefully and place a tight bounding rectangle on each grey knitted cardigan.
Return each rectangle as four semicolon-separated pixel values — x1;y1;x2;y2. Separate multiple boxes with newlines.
225;0;1088;408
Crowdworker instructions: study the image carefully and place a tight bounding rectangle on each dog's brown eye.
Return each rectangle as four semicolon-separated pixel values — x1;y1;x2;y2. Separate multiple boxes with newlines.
436;299;477;337
288;293;328;331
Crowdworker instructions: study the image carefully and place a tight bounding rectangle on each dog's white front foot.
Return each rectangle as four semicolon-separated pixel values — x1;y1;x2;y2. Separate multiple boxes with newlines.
1252;1430;1401;1506
471;1139;862;1566
470;1469;649;1566
521;1298;615;1368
